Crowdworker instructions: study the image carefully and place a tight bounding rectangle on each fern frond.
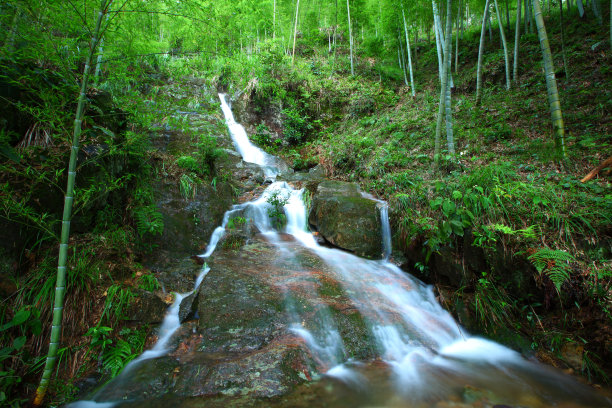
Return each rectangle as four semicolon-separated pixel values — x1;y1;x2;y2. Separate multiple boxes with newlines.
528;248;574;291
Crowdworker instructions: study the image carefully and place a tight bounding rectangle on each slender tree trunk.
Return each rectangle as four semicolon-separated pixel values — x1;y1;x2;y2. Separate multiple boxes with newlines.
532;0;566;157
402;7;416;96
347;0;354;75
513;0;522;84
33;1;109;405
476;0;491;106
414;29;418;64
273;0;276;39
455;0;461;73
590;0;602;24
494;0;511;89
487;12;493;41
505;0;511;29
291;0;300;65
445;31;454;154
559;0;570;79
433;0;444;80
398;35;409;86
435;0;453;160
577;0;585;17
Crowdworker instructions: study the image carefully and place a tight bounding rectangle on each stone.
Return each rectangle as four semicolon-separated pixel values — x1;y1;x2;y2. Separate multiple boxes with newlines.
308;180;383;259
126;289;168;324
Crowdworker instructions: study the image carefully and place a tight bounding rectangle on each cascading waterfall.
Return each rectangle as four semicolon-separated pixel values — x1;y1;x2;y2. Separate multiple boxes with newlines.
218;93;279;179
70;91;611;408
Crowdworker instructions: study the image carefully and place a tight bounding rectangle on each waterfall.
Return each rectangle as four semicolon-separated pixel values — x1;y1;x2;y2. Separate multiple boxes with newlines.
218;93;279;179
71;90;611;408
379;204;392;259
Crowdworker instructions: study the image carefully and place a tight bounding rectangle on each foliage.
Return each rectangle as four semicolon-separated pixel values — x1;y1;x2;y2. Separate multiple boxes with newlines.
102;284;134;323
0;306;42;407
266;190;289;229
136;274;160;292
528;249;575;292
474;273;516;333
101;328;146;377
282;108;313;145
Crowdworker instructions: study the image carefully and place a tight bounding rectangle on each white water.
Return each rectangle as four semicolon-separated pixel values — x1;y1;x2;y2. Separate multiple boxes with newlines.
69;265;211;408
218;93;279;179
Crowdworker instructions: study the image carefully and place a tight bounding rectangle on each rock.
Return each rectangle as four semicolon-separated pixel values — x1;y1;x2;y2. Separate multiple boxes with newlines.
308;180;383;259
145;179;234;269
178;290;198;322
125;289;168;324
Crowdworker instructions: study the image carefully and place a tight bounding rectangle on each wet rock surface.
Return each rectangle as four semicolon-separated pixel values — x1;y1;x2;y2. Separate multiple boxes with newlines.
91;236;386;404
308;180;383;259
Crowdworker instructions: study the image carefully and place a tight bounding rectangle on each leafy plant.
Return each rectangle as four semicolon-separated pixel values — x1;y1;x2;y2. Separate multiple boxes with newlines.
102;284;134;322
474;273;516;332
179;173;199;200
137;274;160;292
282;107;313;145
133;205;164;238
266;190;289;229
528;248;575;292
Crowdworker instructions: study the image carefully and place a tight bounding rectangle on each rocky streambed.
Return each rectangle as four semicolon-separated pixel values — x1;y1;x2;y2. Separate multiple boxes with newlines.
70;83;611;408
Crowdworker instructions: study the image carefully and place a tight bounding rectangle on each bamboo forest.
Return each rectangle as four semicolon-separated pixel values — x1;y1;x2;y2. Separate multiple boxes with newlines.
0;0;611;406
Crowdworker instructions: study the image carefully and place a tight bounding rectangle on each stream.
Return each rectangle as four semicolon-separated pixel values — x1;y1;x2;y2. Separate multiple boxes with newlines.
69;93;611;408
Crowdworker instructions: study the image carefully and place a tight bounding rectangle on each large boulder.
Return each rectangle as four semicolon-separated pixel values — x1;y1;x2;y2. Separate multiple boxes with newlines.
308;181;383;259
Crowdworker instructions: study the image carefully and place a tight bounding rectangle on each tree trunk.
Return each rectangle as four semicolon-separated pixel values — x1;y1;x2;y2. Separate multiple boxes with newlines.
433;0;444;80
505;0;511;30
273;0;276;39
291;0;300;64
398;36;409;86
347;0;354;75
532;0;566;157
577;0;585;17
476;0;491;106
33;1;109;405
513;0;522;84
435;0;453;160
445;31;454;154
494;0;511;89
559;0;570;79
590;0;602;24
402;7;416;96
455;0;461;73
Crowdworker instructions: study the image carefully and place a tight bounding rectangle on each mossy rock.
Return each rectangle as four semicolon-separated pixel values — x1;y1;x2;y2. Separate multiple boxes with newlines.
308;181;383;259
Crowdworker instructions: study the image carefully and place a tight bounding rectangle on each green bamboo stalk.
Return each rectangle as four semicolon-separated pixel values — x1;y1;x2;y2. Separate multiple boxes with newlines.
513;0;522;84
493;0;511;89
33;1;108;405
532;0;566;157
476;0;491;106
347;0;354;75
291;0;300;65
402;6;416;96
435;0;453;161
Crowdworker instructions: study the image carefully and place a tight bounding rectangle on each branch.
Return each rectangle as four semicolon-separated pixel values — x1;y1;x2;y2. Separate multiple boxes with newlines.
581;156;612;182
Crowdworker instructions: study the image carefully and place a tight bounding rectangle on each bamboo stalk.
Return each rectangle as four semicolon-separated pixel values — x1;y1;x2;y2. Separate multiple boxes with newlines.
33;1;109;405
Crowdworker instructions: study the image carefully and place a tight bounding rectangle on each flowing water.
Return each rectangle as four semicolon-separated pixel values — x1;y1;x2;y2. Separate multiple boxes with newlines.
69;93;611;408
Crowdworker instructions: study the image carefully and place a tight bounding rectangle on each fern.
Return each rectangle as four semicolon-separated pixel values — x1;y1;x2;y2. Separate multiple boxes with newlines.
102;339;134;377
133;205;164;237
528;248;575;291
